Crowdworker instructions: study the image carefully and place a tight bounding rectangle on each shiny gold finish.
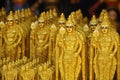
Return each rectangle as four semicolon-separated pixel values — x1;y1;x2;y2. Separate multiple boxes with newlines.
0;8;119;80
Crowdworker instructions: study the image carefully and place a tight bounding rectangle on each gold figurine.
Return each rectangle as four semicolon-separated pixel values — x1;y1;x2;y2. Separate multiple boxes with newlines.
3;11;22;60
56;18;85;80
90;16;119;80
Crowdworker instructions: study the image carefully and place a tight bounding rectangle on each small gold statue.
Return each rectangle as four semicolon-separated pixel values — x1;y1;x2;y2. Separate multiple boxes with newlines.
2;64;18;80
89;15;98;80
49;24;57;64
3;11;22;60
19;64;35;80
38;63;54;80
31;15;49;63
56;18;85;80
1;7;6;22
90;16;119;80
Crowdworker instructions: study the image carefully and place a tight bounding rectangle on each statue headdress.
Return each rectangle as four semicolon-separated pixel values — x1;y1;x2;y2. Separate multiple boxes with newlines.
58;13;66;23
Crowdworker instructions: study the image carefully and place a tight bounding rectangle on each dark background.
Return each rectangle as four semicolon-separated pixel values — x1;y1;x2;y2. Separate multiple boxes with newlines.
0;0;107;18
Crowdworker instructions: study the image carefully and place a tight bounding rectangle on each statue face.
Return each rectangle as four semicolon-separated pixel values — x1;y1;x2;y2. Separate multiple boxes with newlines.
101;25;109;34
15;19;19;24
8;20;14;26
66;27;73;33
39;22;45;28
90;24;97;31
59;23;65;27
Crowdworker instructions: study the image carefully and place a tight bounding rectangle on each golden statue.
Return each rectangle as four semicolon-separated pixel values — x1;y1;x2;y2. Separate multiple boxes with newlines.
2;65;7;80
56;18;85;80
90;16;119;80
3;11;22;60
32;15;49;63
49;24;57;64
30;22;38;59
89;15;98;80
2;64;18;80
19;64;35;80
38;63;54;80
1;7;6;22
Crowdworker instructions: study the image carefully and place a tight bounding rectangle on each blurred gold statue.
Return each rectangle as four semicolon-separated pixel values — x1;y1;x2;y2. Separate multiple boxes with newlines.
90;16;119;80
19;64;35;80
89;15;98;80
38;63;54;80
31;15;49;63
2;64;18;80
56;18;85;80
49;24;57;64
3;11;22;60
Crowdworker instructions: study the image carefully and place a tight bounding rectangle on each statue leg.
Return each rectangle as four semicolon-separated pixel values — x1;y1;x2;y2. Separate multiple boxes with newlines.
63;61;70;80
70;61;76;80
75;56;81;80
110;57;117;80
59;59;64;80
98;59;104;80
103;59;112;80
93;55;99;80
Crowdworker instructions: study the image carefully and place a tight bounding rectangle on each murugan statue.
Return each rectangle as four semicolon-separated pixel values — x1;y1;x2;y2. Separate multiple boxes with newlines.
30;22;38;58
3;64;18;80
31;15;49;63
38;63;54;80
56;18;85;80
90;16;119;80
19;64;35;80
89;15;98;80
49;24;57;64
2;65;7;80
3;11;22;60
1;7;6;22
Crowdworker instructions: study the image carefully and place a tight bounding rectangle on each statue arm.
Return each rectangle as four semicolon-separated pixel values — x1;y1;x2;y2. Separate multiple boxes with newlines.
3;31;8;44
77;32;86;80
34;34;38;48
43;32;49;49
13;31;22;47
112;41;118;56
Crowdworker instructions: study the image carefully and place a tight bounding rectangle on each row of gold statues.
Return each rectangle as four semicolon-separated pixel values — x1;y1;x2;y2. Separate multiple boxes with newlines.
0;7;120;80
1;57;55;80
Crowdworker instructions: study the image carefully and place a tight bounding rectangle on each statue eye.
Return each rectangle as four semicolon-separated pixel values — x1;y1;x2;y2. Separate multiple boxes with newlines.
101;26;108;29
